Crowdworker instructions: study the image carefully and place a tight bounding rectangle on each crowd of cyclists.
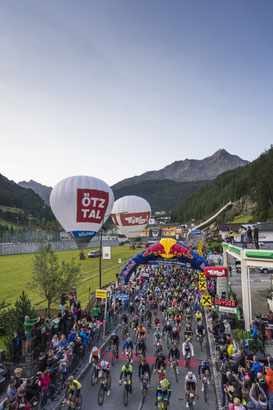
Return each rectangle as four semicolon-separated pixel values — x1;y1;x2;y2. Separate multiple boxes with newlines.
87;264;214;408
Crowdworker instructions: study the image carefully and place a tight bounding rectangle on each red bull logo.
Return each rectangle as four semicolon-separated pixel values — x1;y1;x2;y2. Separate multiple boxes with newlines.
143;238;193;259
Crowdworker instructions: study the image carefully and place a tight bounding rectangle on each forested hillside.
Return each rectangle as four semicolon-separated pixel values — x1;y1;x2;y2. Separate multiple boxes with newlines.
0;174;54;225
113;179;208;212
173;147;273;223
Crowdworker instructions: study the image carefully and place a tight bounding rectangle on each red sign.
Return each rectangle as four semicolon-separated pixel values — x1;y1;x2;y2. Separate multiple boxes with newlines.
204;266;228;278
77;189;109;223
214;298;236;307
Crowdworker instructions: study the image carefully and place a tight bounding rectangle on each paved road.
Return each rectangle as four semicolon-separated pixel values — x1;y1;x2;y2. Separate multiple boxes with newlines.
77;312;218;410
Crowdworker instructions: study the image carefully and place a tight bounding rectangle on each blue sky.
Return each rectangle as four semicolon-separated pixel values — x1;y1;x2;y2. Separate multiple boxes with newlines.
0;0;272;187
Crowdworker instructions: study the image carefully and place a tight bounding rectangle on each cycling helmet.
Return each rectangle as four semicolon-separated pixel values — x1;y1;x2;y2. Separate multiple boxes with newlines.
158;351;164;358
125;362;130;369
172;326;177;332
187;371;193;378
112;332;116;337
100;361;105;368
166;321;170;326
160;378;169;390
185;339;190;346
93;347;98;352
186;322;191;329
68;376;73;383
171;344;176;350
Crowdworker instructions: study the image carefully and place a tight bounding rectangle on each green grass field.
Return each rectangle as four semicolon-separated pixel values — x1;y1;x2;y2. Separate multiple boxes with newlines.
0;246;138;311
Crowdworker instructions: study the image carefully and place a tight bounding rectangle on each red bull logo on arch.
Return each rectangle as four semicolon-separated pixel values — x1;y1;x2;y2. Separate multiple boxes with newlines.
120;238;209;284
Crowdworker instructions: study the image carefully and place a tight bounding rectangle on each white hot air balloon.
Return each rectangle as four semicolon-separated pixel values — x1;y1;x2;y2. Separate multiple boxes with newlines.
50;175;114;250
111;195;151;239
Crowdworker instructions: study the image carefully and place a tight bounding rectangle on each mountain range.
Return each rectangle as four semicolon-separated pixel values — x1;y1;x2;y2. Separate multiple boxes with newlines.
112;149;248;190
0;149;250;227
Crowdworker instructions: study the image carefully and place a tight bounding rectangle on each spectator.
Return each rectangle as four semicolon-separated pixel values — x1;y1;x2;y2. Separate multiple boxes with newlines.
68;287;76;307
252;355;262;376
17;388;37;409
11;331;20;365
249;382;267;409
6;378;17;402
250;322;259;352
60;293;68;316
265;358;273;409
45;319;52;349
0;398;11;410
233;397;246;409
14;368;23;389
24;315;40;353
253;225;259;249
224;320;232;336
51;334;59;350
25;379;38;403
68;328;75;344
240;226;247;248
40;370;55;408
247;227;253;248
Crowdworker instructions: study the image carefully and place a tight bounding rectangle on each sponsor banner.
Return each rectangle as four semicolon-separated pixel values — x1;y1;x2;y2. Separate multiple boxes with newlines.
103;246;111;260
204;266;228;278
115;294;129;301
96;289;107;299
149;228;162;238
68;230;96;238
77;189;109;223
219;306;237;314
199;272;206;280
214;298;236;307
120;212;150;226
191;230;202;235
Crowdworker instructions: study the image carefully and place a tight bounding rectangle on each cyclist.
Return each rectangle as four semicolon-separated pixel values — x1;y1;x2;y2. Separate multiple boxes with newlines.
66;376;81;407
198;360;211;391
123;337;134;362
167;306;174;320
168;344;180;374
119;361;133;392
185;307;192;323
138;357;151;388
121;313;128;325
195;310;202;324
174;313;182;331
185;371;198;408
97;360;111;395
196;321;205;341
155;351;166;371
184;322;193;341
156;378;171;409
153;329;163;349
136;336;146;358
89;346;101;365
171;326;180;346
182;339;194;361
153;315;161;330
131;315;139;331
135;324;146;342
145;309;152;324
109;332;119;351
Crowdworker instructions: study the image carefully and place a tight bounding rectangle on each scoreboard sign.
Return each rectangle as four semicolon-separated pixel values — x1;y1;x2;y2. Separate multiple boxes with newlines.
204;266;228;278
214;298;236;307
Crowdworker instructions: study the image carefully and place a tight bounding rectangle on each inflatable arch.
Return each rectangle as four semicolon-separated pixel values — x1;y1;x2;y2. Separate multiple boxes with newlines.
120;238;209;284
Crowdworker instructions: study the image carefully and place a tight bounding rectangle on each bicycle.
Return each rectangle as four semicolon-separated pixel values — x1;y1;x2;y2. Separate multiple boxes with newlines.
122;324;129;340
111;345;119;366
202;376;210;402
155;341;162;356
186;393;198;409
121;376;131;406
61;394;82;410
169;358;178;383
184;353;191;371
90;358;98;386
97;374;111;406
140;374;150;404
156;396;169;409
196;332;203;351
165;333;171;350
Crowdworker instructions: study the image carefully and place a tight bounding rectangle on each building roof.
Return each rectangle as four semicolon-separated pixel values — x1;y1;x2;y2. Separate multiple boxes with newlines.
217;223;242;232
256;222;273;231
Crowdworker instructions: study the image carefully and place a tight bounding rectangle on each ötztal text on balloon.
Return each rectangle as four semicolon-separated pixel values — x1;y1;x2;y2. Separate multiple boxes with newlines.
77;189;109;223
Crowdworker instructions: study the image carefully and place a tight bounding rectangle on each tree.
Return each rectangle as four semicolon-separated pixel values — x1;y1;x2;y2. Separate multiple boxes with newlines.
30;241;81;315
1;291;35;358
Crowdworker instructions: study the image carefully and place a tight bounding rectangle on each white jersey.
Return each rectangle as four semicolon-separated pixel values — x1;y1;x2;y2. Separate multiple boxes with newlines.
182;342;194;357
185;374;197;383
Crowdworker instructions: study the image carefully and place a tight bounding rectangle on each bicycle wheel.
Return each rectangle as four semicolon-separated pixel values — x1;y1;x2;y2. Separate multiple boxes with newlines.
111;350;116;366
200;336;203;351
167;337;170;350
123;385;129;406
173;364;178;383
204;383;207;402
91;367;96;386
122;329;126;340
97;385;105;406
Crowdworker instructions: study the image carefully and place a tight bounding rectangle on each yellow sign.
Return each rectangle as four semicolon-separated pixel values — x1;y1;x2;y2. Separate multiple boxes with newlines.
96;289;107;299
202;295;211;306
197;240;204;257
199;273;206;280
199;281;207;290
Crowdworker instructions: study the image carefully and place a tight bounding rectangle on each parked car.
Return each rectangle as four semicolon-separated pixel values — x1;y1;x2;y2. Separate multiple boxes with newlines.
88;250;101;258
0;362;10;392
258;267;273;274
267;292;273;313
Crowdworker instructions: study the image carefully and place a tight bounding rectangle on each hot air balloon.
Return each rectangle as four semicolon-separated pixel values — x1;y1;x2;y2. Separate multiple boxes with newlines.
50;175;114;250
111;195;151;240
